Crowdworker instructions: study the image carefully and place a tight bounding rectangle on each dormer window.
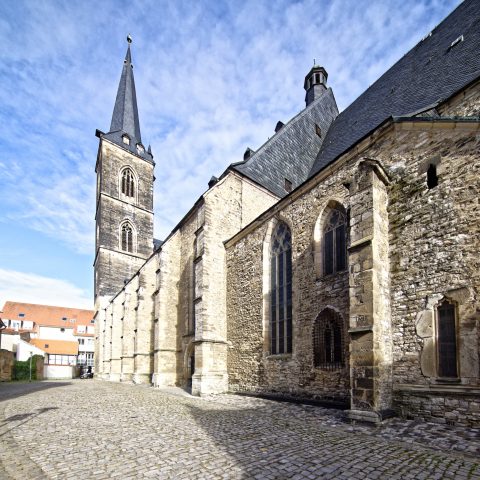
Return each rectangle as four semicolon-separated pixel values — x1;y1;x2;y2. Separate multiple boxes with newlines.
136;143;145;154
122;134;130;145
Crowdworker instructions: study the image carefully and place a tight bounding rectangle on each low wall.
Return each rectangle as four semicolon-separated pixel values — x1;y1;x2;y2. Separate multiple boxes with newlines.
44;365;75;380
0;350;14;381
394;384;480;428
36;357;44;380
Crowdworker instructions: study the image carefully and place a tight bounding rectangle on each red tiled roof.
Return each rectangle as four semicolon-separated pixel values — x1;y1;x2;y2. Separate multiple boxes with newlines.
30;339;79;355
1;302;94;328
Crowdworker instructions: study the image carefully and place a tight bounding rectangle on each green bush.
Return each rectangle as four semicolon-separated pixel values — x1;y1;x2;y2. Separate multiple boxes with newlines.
13;355;42;381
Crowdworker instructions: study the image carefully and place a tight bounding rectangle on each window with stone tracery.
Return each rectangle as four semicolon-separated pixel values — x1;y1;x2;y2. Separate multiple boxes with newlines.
270;222;292;355
120;222;134;253
323;208;346;275
313;308;344;370
121;168;135;198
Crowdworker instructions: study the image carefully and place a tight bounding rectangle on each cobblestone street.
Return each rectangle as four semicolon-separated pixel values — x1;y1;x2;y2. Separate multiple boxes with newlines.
0;380;479;479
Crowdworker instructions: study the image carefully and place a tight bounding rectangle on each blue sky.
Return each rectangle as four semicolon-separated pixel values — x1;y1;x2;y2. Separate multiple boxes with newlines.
0;0;460;310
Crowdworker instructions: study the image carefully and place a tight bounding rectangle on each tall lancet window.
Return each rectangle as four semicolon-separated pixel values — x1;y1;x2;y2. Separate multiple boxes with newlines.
437;299;458;378
270;222;292;354
121;222;134;253
121;168;135;198
324;208;346;275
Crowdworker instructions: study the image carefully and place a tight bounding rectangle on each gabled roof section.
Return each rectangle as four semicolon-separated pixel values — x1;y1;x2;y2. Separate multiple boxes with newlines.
309;0;480;177
1;301;94;327
30;339;79;355
232;88;338;198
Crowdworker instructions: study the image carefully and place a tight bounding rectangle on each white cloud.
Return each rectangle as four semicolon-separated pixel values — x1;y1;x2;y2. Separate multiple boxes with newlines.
0;0;460;251
0;269;93;311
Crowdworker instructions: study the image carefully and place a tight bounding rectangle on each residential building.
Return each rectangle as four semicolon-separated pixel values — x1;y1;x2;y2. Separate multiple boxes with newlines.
1;302;94;368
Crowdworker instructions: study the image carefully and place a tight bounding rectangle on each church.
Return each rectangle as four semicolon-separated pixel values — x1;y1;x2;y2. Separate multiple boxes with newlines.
94;0;480;426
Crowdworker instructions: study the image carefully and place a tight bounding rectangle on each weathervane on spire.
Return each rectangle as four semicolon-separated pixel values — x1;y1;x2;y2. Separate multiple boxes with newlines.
127;34;133;44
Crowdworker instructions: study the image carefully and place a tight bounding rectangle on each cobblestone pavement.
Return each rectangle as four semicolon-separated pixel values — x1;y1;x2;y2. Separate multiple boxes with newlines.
0;380;479;479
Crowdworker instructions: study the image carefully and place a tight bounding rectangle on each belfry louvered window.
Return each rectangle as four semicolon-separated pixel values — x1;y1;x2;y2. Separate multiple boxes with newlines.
437;299;457;378
324;209;346;275
270;222;292;355
121;222;134;253
313;309;344;370
121;168;135;198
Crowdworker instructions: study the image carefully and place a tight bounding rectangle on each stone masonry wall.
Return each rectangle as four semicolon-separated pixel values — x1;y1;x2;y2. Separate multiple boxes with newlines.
226;91;479;415
151;172;277;394
227;170;352;402
394;386;480;427
121;277;137;382
95;140;154;299
0;350;14;381
153;232;181;388
134;256;156;384
438;79;480;117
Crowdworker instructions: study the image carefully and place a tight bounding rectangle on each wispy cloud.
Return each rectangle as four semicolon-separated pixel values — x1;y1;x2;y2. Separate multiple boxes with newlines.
0;0;460;293
0;268;92;311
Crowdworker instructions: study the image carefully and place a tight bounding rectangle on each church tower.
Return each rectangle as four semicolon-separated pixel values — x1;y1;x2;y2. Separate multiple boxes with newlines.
94;37;154;304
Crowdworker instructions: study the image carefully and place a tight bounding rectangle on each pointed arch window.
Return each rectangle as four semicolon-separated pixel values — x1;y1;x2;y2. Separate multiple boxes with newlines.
313;309;344;370
270;222;292;355
121;222;134;253
324;208;346;275
437;299;457;378
121;168;135;198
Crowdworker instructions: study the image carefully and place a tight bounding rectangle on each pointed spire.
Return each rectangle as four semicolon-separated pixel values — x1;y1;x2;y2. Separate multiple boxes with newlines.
109;35;142;143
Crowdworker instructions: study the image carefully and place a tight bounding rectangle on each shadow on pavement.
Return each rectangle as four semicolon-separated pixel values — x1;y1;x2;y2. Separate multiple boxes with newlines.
0;381;72;402
184;400;329;479
0;407;59;438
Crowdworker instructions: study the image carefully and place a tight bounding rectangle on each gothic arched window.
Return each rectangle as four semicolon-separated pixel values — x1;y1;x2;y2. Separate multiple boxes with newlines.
270;222;292;355
437;299;457;378
324;208;346;275
121;168;135;198
313;309;344;370
121;222;134;253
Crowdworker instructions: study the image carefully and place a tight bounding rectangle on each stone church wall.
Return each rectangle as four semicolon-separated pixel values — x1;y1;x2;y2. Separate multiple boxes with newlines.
151;171;278;394
227;169;352;402
98;141;154;212
438;78;480;117
95;140;154;300
226;86;480;420
153;231;181;388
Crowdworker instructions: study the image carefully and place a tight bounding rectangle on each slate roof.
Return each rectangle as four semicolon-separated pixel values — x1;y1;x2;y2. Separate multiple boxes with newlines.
232;88;338;198
153;238;164;250
99;44;154;163
309;0;480;177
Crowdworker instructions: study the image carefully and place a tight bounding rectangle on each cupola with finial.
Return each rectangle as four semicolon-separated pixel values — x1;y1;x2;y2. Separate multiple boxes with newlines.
304;61;328;107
